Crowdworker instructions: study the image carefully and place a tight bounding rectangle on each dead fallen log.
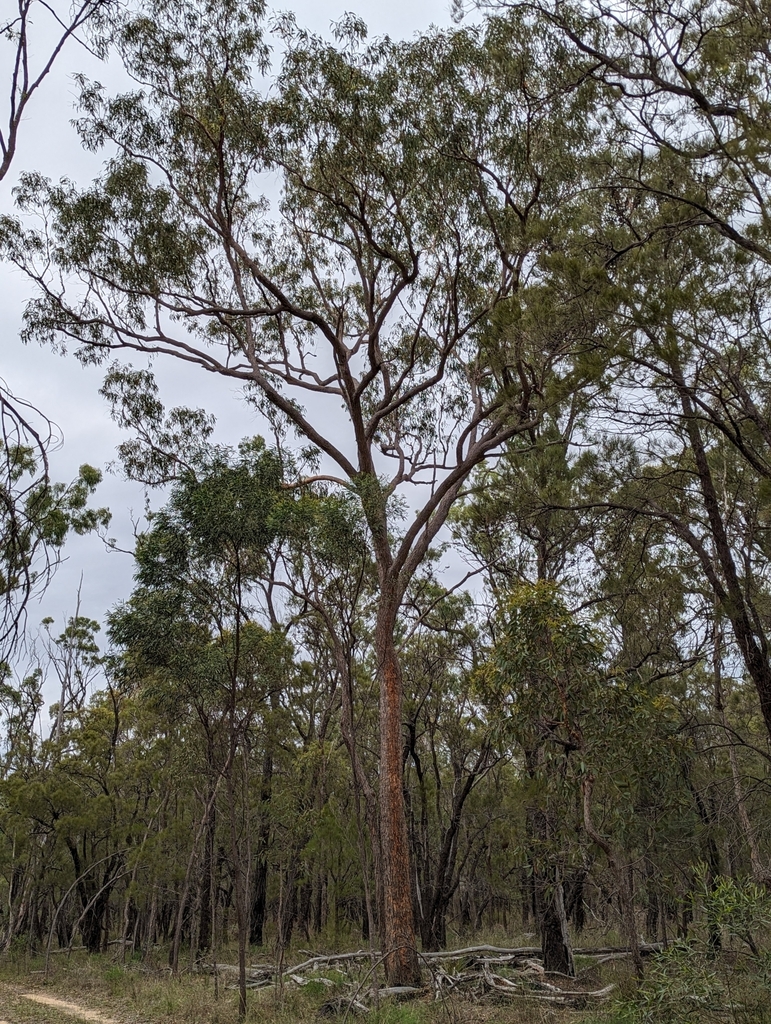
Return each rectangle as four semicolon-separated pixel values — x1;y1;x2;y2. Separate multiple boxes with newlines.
288;974;335;987
553;984;617;1000
478;965;616;1004
422;942;662;961
431;969;477;996
243;942;662;978
575;944;663;956
421;944;542;960
280;950;375;975
483;977;617;1005
226;981;273;990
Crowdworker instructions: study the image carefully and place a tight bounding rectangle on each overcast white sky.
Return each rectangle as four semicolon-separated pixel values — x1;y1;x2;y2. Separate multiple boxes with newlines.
0;0;465;680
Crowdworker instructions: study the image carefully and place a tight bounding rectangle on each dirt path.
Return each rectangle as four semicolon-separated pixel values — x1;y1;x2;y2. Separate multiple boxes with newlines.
17;993;119;1023
0;985;123;1024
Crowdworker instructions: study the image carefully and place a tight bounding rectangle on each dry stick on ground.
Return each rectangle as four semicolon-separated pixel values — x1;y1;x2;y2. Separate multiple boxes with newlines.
482;965;616;1004
213;941;641;1009
212;941;664;981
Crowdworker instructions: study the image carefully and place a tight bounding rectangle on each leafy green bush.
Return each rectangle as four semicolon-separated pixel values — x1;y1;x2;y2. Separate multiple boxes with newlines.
694;872;771;955
614;943;725;1024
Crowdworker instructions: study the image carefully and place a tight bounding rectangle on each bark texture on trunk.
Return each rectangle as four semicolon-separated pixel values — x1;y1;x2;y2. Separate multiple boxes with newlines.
524;745;575;978
376;617;421;987
537;869;574;976
277;855;300;950
712;621;769;886
337;639;381;951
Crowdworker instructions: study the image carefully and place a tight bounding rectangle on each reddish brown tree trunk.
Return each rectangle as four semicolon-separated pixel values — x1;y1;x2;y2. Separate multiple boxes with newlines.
376;613;421;987
337;639;381;948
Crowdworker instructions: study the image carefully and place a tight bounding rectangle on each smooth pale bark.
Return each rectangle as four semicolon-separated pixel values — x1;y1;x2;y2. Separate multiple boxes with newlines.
2;857;33;951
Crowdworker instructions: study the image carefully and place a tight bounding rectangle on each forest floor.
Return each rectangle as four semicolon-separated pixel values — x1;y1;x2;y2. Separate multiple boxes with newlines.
0;943;631;1024
2;932;769;1024
11;930;771;1024
0;977;601;1024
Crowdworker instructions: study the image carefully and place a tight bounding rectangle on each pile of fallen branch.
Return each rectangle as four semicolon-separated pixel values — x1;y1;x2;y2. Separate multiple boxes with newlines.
206;941;663;1011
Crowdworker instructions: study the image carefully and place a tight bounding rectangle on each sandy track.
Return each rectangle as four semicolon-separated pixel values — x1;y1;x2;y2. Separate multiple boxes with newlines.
14;993;119;1024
